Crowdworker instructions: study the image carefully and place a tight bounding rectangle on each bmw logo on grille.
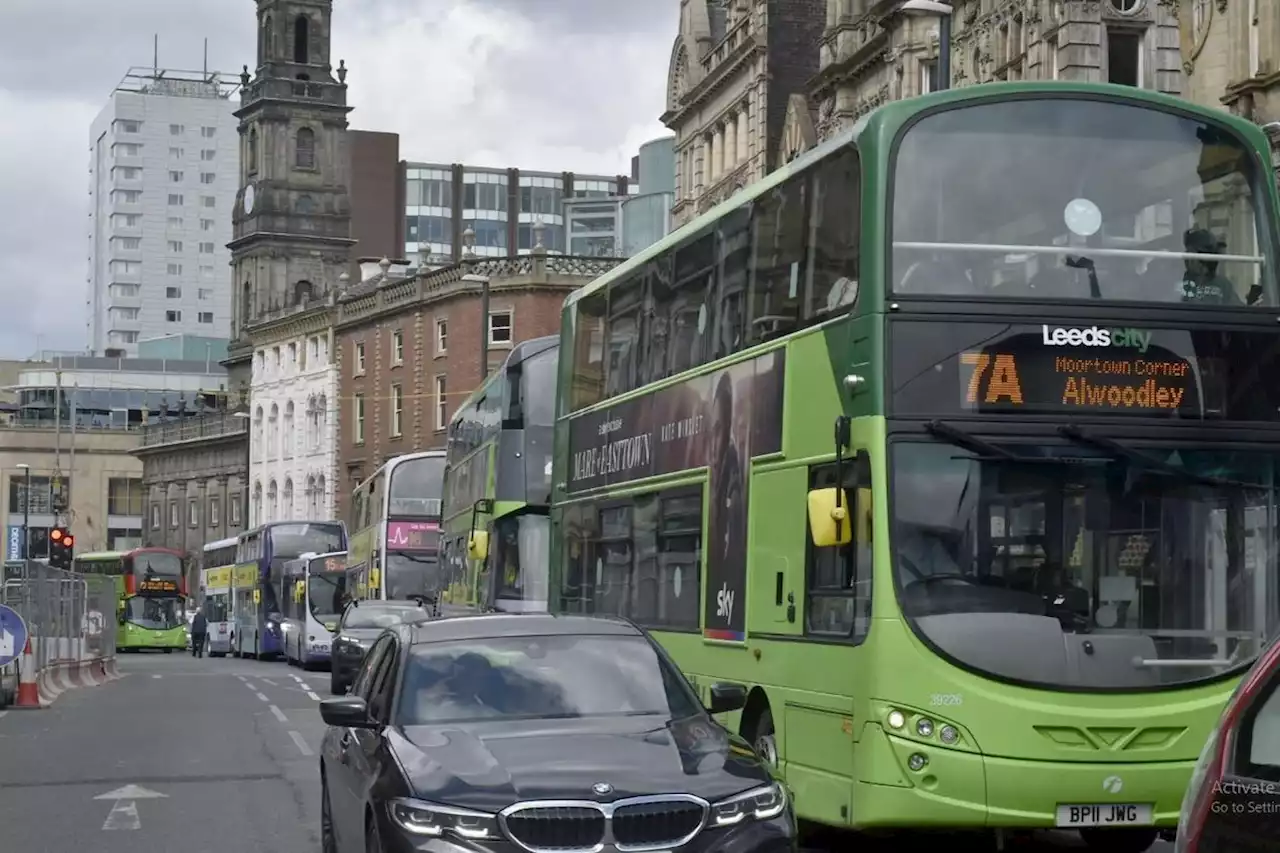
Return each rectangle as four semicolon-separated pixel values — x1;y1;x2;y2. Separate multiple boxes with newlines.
591;782;613;796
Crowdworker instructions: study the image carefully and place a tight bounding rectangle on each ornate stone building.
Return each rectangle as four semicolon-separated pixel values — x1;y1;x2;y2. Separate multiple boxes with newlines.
784;0;1182;158
662;0;827;226
331;243;621;525
228;0;356;523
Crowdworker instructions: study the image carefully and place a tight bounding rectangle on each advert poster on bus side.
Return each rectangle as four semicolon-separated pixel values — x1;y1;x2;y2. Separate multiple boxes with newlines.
566;350;785;642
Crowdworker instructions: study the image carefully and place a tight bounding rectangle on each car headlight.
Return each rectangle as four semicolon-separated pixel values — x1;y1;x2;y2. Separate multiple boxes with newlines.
389;798;497;839
710;782;787;826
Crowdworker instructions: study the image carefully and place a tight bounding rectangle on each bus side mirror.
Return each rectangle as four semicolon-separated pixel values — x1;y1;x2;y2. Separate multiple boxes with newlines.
468;530;489;560
807;488;852;548
294;580;305;602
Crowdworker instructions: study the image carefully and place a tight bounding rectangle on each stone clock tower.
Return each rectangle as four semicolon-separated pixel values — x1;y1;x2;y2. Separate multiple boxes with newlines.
224;0;355;390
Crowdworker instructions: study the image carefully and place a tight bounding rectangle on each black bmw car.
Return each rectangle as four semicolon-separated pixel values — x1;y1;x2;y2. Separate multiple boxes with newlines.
318;613;796;853
330;599;433;695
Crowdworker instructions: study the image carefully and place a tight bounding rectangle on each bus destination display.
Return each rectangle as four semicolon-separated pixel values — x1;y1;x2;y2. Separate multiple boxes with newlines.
890;321;1280;421
138;578;178;593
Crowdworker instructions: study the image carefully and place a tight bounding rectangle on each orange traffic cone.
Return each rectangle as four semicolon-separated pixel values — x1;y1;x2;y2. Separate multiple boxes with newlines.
15;638;40;707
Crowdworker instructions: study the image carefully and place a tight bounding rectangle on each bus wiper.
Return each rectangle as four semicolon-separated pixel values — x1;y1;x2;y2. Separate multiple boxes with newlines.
1057;425;1253;489
924;420;1022;460
1064;255;1102;299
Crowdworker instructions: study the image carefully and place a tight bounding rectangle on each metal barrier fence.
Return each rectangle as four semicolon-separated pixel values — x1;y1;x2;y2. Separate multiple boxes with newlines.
0;561;117;703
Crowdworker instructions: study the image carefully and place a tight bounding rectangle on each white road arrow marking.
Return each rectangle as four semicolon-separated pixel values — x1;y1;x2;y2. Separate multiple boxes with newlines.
96;784;167;831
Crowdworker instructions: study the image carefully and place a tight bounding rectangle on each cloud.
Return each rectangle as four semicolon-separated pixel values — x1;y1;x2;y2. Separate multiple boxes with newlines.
0;0;676;357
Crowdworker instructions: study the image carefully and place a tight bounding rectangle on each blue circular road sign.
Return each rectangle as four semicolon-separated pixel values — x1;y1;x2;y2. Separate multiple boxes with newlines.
0;604;29;668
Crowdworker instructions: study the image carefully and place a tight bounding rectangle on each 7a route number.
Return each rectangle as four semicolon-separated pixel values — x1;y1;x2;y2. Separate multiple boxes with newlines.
930;693;963;707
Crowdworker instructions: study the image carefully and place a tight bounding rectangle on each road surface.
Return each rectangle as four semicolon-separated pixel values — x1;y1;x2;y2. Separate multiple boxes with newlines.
0;653;1173;852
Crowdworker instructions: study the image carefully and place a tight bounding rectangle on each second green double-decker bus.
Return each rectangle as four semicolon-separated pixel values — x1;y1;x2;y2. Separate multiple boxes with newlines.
441;335;557;612
549;81;1280;851
73;547;188;652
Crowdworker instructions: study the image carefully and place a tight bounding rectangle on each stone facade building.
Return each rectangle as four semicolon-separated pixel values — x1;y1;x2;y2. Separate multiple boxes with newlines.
133;414;248;553
781;0;1182;158
663;0;827;226
331;246;621;525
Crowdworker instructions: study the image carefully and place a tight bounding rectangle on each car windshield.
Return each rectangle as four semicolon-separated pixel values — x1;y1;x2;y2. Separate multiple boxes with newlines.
341;606;421;630
892;439;1280;690
892;97;1271;307
397;633;701;725
125;597;182;630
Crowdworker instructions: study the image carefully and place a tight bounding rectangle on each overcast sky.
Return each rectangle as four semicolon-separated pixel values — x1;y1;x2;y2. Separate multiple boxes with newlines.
0;0;676;358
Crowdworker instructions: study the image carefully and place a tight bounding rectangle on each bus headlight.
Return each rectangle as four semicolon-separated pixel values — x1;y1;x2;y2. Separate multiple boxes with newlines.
886;710;906;729
389;798;497;839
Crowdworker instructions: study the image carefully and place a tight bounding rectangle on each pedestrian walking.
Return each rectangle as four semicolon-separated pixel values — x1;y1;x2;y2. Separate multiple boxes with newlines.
190;610;208;658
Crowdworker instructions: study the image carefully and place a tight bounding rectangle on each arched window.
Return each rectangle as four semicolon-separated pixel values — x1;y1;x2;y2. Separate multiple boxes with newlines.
248;127;258;173
293;280;313;305
296;194;315;214
283;479;294;518
283;401;295;458
241;281;252;326
262;16;273;61
294;15;309;64
295;127;315;169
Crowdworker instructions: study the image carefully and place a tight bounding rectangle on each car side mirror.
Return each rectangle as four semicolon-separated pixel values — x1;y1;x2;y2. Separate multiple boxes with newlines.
707;682;748;715
320;696;378;728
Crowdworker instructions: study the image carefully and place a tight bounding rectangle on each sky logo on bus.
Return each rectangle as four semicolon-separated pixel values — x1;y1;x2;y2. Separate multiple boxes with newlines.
715;583;734;623
1041;325;1152;353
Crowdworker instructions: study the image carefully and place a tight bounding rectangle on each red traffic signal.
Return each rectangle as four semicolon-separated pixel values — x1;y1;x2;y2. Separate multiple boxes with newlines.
50;528;64;542
63;534;74;548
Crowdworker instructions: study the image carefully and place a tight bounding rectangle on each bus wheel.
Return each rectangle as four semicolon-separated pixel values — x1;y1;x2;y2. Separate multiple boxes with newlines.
750;707;779;769
1079;828;1159;853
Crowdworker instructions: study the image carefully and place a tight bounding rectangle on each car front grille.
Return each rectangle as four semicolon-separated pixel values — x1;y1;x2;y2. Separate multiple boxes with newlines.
501;795;708;853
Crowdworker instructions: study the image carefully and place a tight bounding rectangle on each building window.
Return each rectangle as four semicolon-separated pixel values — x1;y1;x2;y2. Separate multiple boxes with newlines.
434;375;447;429
435;319;447;354
118;120;141;133
151;504;161;530
209;496;221;527
201;219;215;231
188;500;200;528
248;127;258;173
167;240;183;253
202;126;216;138
166;287;181;298
1107;28;1141;87
166;310;182;322
295;127;315;169
294;15;310;63
489;311;512;345
198;288;213;300
199;242;214;254
230;494;241;526
200;172;216;185
198;312;214;324
170;124;184;136
201;149;216;161
168;194;183;206
353;394;365;444
107;478;144;516
354;342;365;374
169;170;184;183
166;264;182;276
202;196;216;208
169;501;180;528
390;385;404;437
169;147;183;159
391;330;404;364
167;217;184;229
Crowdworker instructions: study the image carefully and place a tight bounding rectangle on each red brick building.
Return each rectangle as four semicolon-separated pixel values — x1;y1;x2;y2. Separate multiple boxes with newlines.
331;249;621;522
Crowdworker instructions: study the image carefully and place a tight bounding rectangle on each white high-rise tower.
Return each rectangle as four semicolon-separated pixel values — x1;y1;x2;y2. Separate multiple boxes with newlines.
86;66;241;356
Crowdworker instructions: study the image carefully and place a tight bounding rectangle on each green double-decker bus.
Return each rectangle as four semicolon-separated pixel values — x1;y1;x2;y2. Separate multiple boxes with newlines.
73;547;188;652
548;81;1280;851
441;335;558;612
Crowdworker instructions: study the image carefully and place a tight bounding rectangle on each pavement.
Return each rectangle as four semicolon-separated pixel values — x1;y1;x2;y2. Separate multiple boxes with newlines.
0;652;1174;853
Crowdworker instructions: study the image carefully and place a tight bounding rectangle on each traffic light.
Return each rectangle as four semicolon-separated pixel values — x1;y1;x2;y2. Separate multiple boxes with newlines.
49;527;74;570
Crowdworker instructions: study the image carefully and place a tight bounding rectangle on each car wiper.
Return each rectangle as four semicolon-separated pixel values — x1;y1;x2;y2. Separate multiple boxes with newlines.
1057;425;1258;489
924;420;1023;460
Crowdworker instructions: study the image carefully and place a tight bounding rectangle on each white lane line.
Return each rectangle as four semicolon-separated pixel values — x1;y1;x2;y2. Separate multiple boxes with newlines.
235;675;246;681
255;692;270;702
305;690;321;701
152;675;162;679
101;800;140;831
244;681;257;691
0;710;9;720
269;705;288;722
288;730;314;756
291;674;306;684
260;678;277;686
